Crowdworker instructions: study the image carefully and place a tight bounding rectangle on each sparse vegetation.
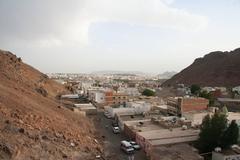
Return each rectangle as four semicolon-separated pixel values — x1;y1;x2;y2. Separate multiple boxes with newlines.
190;84;201;95
142;88;156;97
198;112;239;153
199;90;214;106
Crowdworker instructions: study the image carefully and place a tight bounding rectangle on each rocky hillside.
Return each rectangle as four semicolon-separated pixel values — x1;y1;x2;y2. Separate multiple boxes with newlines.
0;50;101;160
162;48;240;87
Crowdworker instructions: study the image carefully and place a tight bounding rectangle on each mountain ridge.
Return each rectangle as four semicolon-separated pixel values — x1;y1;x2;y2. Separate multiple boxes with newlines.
0;49;101;159
162;48;240;87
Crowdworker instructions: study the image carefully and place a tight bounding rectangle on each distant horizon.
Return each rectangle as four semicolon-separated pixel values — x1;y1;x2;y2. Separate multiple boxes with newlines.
1;0;240;73
45;70;177;75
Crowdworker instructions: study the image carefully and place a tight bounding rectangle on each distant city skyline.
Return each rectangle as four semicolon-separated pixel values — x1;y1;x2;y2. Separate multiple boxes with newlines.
0;0;240;73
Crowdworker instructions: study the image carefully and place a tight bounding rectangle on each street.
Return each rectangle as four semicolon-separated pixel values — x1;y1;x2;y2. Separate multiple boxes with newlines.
92;112;148;160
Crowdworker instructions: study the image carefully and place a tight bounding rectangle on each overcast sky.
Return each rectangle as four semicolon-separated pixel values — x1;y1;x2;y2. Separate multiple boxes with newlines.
0;0;240;74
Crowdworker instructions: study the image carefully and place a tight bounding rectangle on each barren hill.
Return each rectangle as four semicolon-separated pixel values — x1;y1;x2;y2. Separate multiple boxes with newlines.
0;50;101;160
162;48;240;87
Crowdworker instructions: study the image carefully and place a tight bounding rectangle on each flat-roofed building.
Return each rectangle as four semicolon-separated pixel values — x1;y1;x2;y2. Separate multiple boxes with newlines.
105;91;129;106
135;128;200;154
150;144;203;160
217;98;240;112
167;97;209;115
124;120;163;139
117;114;152;130
73;103;97;115
183;110;213;126
212;146;240;160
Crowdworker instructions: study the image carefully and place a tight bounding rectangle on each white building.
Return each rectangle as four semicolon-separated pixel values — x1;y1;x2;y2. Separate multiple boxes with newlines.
74;103;97;115
212;146;240;160
61;94;79;99
105;101;152;118
87;88;113;104
202;87;215;93
233;86;240;94
80;82;94;95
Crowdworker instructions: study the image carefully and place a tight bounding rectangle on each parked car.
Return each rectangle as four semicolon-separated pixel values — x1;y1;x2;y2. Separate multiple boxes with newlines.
112;126;120;134
129;141;141;150
120;141;134;154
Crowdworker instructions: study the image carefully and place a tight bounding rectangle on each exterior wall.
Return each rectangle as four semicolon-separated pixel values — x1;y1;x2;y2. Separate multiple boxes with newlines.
105;91;128;106
167;97;209;115
212;152;240;160
107;107;135;118
124;124;136;140
166;98;181;115
183;112;211;126
181;98;209;113
135;133;147;152
145;140;153;156
105;91;114;105
95;92;105;104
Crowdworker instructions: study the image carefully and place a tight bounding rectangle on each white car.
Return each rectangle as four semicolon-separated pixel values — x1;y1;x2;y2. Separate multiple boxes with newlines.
112;126;120;134
129;141;141;150
120;141;134;154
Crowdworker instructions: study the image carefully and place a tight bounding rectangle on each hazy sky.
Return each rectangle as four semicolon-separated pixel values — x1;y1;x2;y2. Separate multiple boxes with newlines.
0;0;240;74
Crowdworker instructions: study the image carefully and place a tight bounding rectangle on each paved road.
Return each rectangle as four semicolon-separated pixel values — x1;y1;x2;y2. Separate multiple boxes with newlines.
92;112;147;160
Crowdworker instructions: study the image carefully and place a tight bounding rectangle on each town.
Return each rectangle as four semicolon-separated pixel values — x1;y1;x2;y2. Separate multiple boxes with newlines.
1;1;240;160
49;72;240;160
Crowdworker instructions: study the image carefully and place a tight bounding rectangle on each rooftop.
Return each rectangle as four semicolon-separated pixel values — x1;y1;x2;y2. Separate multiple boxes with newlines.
218;98;240;103
125;120;164;132
150;144;203;160
214;146;240;156
137;128;199;140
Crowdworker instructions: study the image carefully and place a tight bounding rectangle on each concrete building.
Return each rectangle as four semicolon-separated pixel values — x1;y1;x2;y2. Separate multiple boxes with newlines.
183;111;213;126
105;91;129;106
118;87;141;97
233;86;240;95
150;144;203;160
217;98;240;112
212;146;240;160
124;120;163;139
135;128;200;155
74;103;97;115
167;97;209;115
80;82;94;95
61;94;79;99
105;101;151;119
88;89;106;104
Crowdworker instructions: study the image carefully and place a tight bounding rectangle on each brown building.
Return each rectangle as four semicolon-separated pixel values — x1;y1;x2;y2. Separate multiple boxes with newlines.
105;91;128;106
167;97;209;115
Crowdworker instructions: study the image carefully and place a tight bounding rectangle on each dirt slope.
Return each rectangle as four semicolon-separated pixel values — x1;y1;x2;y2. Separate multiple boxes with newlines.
0;50;101;160
162;48;240;87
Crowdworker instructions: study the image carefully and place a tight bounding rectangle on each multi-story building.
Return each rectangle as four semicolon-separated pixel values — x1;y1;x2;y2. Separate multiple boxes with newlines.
105;91;129;106
167;97;209;116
